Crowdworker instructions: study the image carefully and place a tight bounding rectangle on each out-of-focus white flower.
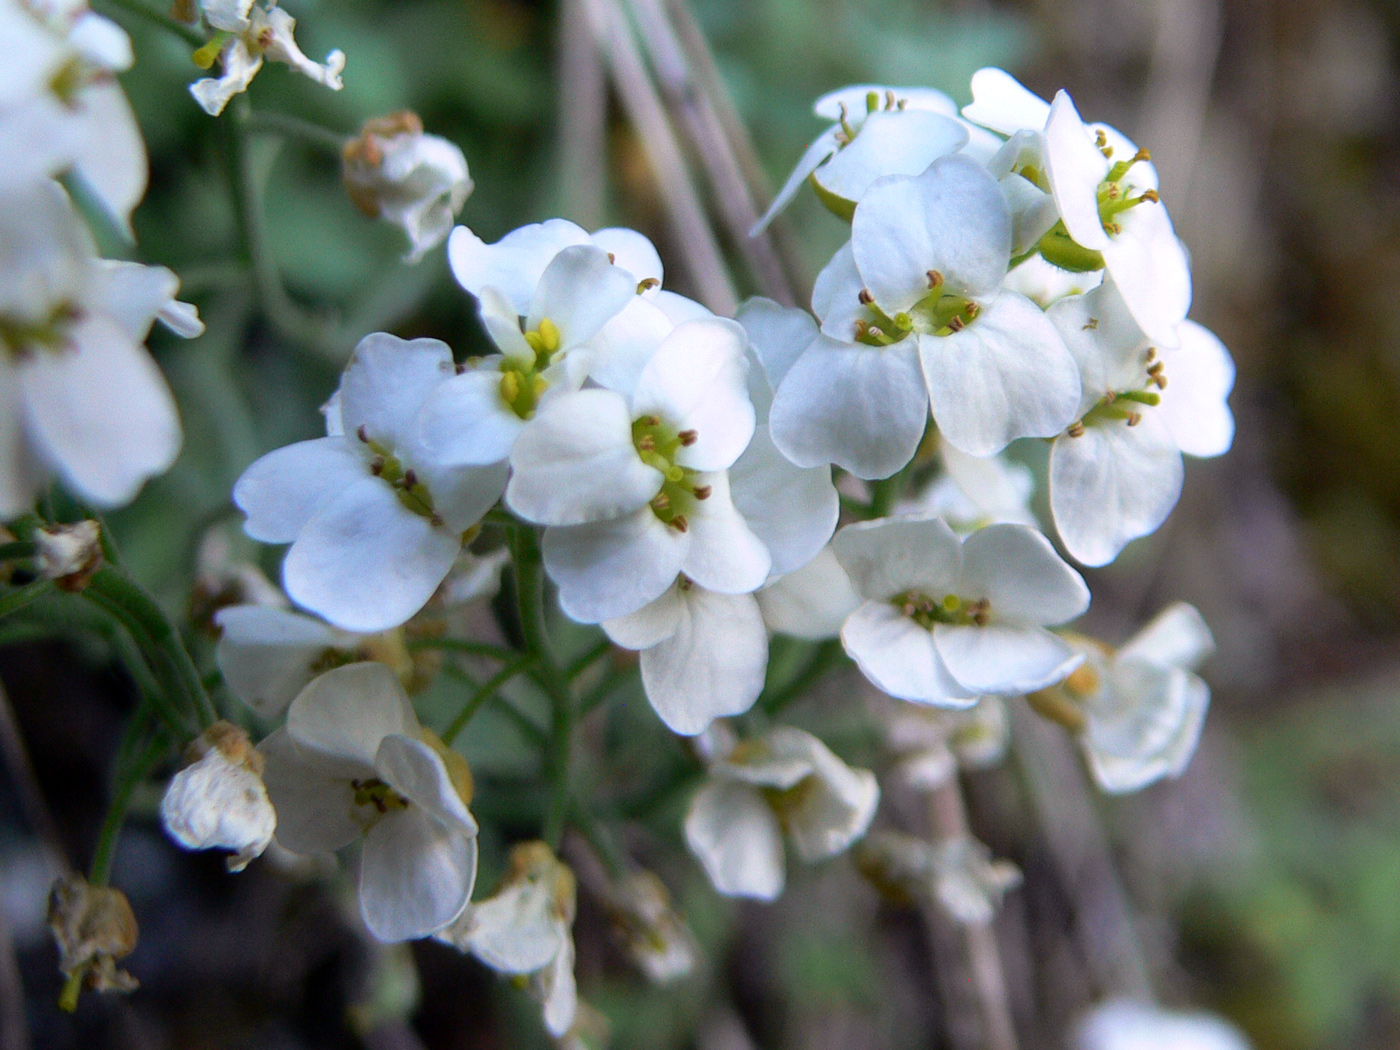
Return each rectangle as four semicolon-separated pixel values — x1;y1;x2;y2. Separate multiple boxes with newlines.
857;830;1021;924
834;517;1089;705
1;184;198;519
0;0;147;230
259;662;479;942
343;112;472;263
600;870;697;984
897;440;1038;532
437;841;578;1037
1031;603;1215;793
1075;999;1251;1050
233;333;507;632
189;1;345;117
885;697;1009;789
753;84;969;231
1046;279;1235;566
684;726;879;901
810;155;1081;457
214;604;361;719
160;721;276;872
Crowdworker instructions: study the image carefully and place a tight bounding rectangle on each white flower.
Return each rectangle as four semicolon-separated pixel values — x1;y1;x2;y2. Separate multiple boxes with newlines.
1033;603;1215;794
753;84;969;231
437;841;578;1037
415;245;637;469
0;0;146;230
189;2;345;117
755;545;862;640
1;183;197;519
233;333;507;632
160;721;275;872
1046;279;1235;565
505;319;770;623
834;517;1089;706
600;870;697;984
1075;1000;1251;1050
963;68;1192;347
214;604;359;719
342;112;472;263
885;697;1009;789
896;439;1038;532
603;577;768;736
684;726;879;901
259;662;479;942
811;154;1081;457
857;831;1021;924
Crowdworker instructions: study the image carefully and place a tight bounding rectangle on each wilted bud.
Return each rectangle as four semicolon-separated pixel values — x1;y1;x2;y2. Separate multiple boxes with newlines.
48;875;139;1006
856;831;1020;925
35;521;103;592
604;871;697;984
343;112;473;262
160;721;276;872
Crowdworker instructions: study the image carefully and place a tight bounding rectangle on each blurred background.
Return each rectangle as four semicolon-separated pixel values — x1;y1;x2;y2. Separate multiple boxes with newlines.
4;0;1400;1046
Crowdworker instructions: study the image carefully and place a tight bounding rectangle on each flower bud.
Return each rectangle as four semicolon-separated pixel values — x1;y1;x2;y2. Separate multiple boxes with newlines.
603;871;696;984
34;521;103;592
160;721;276;871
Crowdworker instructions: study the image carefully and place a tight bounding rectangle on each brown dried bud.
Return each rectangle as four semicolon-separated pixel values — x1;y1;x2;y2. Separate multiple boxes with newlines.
35;521;103;592
48;875;139;1000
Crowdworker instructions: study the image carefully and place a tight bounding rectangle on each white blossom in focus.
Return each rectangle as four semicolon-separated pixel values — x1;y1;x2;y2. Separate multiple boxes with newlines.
1;184;198;519
753;84;969;231
437;841;578;1037
233;333;507;632
160;721;275;872
684;726;879;901
756;545;862;640
834;517;1089;706
1046;278;1235;566
189;1;345;117
343;112;472;263
1075;1000;1251;1050
259;662;479;942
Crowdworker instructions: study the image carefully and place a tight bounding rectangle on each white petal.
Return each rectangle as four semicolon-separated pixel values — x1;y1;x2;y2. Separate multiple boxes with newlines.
938;443;1038;527
999;170;1060;256
935;623;1082;694
841;601;975;706
735;296;818;415
258;728;362;854
590;226;662;285
1156;321;1235;458
640;589;767;735
283;478;460;632
536;935;577;1036
683;780;785;900
919;292;1081;456
475;286;533;363
19;317;180;508
340;333;454;451
414;459;508;535
962;68;1051;135
958;523;1090;626
1049;412;1183;567
448;219;591;313
750;126;841;235
544;510;686;623
1118;602;1214;672
652;290;712;324
214;605;345;719
160;747;275;870
68;83;146;233
766;726;880;862
413;370;522;468
1046;280;1151;417
812;110;969;205
852;156;1011;309
768;336;927;480
375;735;476;836
631;319;755;472
286;662;418;773
586;295;674;396
506;389;660;525
756;546;862;639
1100;203;1192;348
1075;999;1251;1050
681;471;771;594
1084;663;1209;793
832;515;962;601
1043;91;1111;251
602;580;685;649
527;244;636;349
728;426;837;577
233;438;366;544
361;807;476;941
189;39;262;117
810;241;868;340
462;885;566;974
258;7;344;89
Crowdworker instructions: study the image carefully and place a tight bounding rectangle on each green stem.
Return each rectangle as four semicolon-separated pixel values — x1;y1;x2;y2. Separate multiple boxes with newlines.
246;110;349;154
565;637;613;680
440;654;536;745
406;637;522;662
94;0;206;45
570;800;628;878
578;663;630;718
440;665;547;746
89;732;171;886
0;579;50;619
510;526;574;849
761;639;846;714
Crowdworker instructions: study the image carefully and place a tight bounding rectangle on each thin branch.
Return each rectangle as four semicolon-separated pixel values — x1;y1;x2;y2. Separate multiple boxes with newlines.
625;0;796;305
440;654;536;746
245;110;349;154
581;0;738;314
558;0;608;228
0;680;71;874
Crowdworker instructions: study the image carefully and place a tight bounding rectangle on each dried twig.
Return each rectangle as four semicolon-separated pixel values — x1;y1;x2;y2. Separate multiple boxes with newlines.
558;0;608;228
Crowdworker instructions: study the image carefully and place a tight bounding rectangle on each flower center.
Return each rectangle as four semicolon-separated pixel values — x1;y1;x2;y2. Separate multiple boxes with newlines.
1066;347;1167;437
1094;145;1158;236
355;425;442;524
0;303;81;359
350;777;410;816
497;317;561;421
631;416;709;532
851;273;980;345
892;590;990;629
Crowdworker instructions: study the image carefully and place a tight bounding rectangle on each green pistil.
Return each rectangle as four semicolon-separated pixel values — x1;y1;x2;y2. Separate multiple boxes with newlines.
893;590;989;629
351;778;410;815
358;427;441;524
632;415;707;531
1077;388;1161;430
853;288;981;345
1034;223;1106;273
498;317;561;420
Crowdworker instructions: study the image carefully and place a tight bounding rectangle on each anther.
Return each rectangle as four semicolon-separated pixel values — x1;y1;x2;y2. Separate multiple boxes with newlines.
964;302;980;320
947;316;965;333
357;424;370;443
678;429;698;446
691;484;712;500
1147;361;1164;376
863;93;878;114
885;89;896;110
897;98;907;110
670;515;689;533
1104;390;1117;403
370;455;386;475
1145;347;1157;362
1068;422;1086;438
455;362;466;374
1140;188;1160;203
854;320;869;338
637;277;660;293
1134;148;1151;163
1095;129;1108;148
1104;221;1121;235
926;269;943;289
1083;317;1099;331
1126;412;1142;426
858;288;874;305
608;253;616;264
637;434;655;451
651;492;670;511
402;469;418;488
638;415;660;426
868;325;886;340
